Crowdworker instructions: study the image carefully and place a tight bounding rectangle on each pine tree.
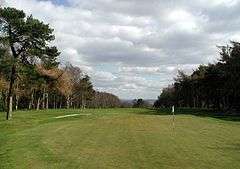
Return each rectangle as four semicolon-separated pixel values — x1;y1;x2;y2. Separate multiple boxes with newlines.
0;7;59;120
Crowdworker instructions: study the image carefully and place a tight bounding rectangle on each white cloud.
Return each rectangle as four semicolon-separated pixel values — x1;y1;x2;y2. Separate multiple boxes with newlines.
3;0;240;99
199;0;239;7
93;71;117;81
168;9;198;32
119;66;160;74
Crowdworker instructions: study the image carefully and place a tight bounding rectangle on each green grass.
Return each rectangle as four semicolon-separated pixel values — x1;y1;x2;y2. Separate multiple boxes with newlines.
0;108;240;169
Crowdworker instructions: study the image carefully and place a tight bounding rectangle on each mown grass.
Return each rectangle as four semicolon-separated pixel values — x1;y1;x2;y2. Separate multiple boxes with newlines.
0;108;240;169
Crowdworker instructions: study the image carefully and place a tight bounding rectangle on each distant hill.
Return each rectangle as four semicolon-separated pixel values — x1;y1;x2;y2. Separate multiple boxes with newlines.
120;99;156;107
145;99;156;106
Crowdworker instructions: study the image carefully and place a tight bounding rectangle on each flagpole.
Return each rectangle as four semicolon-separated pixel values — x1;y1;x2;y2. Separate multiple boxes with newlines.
172;105;175;130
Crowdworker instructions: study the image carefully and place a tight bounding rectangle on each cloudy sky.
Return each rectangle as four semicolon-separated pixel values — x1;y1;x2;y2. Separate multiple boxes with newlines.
2;0;240;99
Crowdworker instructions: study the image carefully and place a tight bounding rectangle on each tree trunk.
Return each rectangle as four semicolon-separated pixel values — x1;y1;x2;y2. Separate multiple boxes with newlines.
29;91;34;110
66;95;70;109
0;92;2;110
37;97;41;110
6;25;19;120
81;93;84;109
193;97;196;108
8;96;13;118
46;92;49;109
15;82;19;111
42;88;45;109
53;94;56;109
6;65;16;120
59;96;62;109
15;95;19;111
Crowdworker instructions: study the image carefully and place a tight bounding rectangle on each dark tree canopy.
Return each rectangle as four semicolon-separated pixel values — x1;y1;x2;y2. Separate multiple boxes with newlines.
133;98;147;108
154;41;240;114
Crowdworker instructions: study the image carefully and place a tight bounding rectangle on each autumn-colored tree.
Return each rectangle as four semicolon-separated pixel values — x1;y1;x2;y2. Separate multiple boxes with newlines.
89;92;121;108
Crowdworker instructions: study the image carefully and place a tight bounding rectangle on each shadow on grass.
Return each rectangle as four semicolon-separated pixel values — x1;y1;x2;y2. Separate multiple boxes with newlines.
135;108;240;122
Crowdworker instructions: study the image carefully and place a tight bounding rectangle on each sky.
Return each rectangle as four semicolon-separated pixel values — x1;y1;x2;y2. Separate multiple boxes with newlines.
1;0;240;99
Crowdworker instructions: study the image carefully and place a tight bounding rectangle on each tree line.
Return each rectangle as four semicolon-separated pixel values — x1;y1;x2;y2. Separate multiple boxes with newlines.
154;41;240;114
0;7;121;120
